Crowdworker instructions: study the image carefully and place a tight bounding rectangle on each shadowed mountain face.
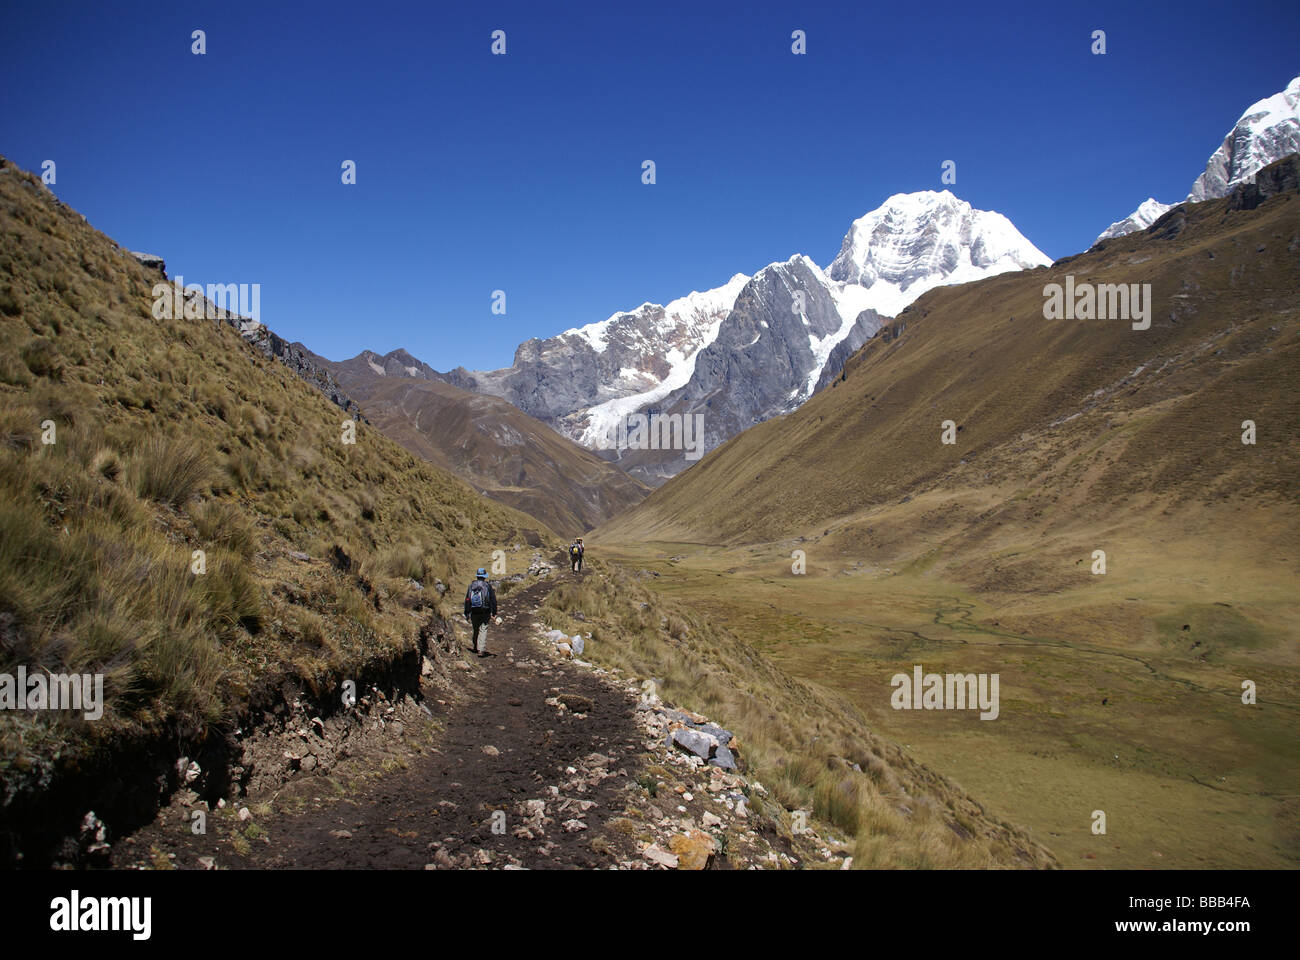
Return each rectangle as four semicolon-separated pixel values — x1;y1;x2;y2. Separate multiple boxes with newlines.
611;257;884;483
311;351;648;534
598;158;1300;550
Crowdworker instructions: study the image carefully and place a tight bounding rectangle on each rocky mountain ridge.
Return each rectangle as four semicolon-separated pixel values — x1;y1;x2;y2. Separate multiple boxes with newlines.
1096;74;1300;244
360;191;1048;484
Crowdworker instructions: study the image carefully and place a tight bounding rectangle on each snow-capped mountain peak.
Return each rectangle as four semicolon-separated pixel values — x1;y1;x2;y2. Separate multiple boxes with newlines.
1095;198;1174;244
827;190;1051;316
1189;74;1300;202
562;272;750;356
430;190;1049;484
1097;74;1300;243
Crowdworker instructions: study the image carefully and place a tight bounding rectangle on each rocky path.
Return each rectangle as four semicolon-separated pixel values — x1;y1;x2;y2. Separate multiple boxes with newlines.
114;566;838;871
114;576;644;870
248;579;645;869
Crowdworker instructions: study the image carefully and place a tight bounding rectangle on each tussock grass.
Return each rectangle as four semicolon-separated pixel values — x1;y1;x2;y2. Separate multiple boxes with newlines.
19;338;61;378
0;155;552;788
542;561;1057;868
130;434;211;506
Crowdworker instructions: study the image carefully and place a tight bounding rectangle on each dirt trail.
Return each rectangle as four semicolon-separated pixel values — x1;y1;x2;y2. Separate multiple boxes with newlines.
116;573;645;870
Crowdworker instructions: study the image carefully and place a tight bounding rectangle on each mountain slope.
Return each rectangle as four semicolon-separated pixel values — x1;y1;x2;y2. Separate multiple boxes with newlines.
605;194;1051;481
313;354;648;534
1188;75;1300;202
607;256;883;482
0;156;551;859
440;192;1048;484
599;159;1300;550
445;274;750;440
595;162;1300;869
0;156;1056;871
1098;74;1300;243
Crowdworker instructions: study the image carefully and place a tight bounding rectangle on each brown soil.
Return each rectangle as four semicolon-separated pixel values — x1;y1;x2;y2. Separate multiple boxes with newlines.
114;575;645;870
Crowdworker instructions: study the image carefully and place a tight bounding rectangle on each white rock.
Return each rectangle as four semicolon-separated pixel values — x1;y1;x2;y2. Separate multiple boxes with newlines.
642;844;679;868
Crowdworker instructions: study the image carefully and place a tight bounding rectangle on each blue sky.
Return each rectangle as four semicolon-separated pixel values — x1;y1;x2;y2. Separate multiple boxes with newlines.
3;0;1297;371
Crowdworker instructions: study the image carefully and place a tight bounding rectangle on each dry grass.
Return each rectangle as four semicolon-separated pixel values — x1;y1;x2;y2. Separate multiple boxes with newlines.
0;156;554;787
590;176;1300;869
541;560;1057;868
130;434;211;506
333;374;649;534
600;185;1300;547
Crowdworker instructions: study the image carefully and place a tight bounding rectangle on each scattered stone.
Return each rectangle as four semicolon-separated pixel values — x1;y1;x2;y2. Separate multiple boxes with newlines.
642;844;679;868
669;830;715;870
710;745;738;770
695;723;733;745
669;728;719;761
482;745;500;757
431;847;455;869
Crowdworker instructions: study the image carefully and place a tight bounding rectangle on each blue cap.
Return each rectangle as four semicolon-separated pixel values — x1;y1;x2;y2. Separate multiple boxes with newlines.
477;568;487;578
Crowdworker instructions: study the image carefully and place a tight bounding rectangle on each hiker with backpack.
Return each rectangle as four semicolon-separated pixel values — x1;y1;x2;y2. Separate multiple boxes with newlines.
463;568;498;657
569;539;585;573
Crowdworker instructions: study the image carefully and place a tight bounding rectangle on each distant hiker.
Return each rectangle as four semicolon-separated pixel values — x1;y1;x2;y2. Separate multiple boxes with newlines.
569;538;584;573
463;568;498;657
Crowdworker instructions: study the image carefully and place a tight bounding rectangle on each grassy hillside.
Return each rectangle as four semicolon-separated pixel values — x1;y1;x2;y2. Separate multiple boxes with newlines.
0;156;550;801
594;168;1300;867
600;179;1299;547
321;367;648;536
542;561;1058;868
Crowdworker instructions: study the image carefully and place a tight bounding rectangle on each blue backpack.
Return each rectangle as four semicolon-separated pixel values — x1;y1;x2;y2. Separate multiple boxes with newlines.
468;580;489;609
